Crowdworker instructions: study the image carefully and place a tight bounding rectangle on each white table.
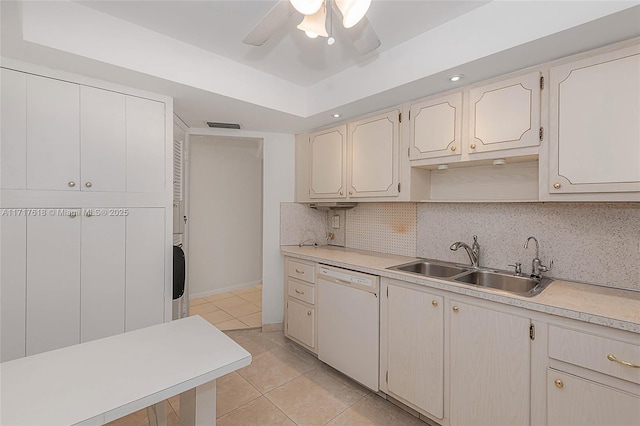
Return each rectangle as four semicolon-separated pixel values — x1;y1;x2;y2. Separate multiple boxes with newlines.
0;315;251;425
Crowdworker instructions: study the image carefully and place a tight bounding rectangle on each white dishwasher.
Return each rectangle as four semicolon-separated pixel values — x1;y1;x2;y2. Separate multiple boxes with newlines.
317;265;379;391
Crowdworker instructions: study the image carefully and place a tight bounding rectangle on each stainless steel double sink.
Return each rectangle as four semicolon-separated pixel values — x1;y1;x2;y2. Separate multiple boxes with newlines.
388;259;553;297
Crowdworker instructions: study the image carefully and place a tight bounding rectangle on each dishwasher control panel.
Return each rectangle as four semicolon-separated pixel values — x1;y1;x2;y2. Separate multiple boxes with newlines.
317;265;379;294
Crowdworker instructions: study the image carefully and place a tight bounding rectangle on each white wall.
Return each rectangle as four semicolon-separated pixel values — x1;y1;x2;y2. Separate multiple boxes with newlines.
188;128;295;326
188;136;263;298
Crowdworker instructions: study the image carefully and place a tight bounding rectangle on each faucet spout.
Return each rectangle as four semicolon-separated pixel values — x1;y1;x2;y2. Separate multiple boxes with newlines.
450;235;480;267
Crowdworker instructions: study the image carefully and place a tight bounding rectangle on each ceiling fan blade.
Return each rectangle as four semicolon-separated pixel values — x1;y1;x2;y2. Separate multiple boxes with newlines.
346;15;381;55
243;0;296;46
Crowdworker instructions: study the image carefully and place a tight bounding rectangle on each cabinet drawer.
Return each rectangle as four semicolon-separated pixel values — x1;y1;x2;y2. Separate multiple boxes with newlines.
549;326;640;385
287;260;315;284
288;280;315;305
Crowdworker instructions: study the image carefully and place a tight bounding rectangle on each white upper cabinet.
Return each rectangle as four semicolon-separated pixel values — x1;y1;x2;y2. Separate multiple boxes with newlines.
80;87;126;192
549;44;640;195
348;110;400;198
467;71;542;154
26;75;81;191
410;92;463;160
1;69;27;189
126;96;166;193
1;70;166;194
309;125;347;199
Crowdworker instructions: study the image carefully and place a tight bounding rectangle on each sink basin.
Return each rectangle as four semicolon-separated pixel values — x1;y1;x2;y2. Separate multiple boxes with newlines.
391;260;469;279
454;270;551;297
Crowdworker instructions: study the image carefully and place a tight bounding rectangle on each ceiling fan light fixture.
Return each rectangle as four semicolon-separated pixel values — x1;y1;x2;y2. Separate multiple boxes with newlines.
290;0;323;16
297;5;328;38
335;0;371;29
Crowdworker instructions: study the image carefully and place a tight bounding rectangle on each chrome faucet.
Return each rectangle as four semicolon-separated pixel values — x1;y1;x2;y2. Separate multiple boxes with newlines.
524;236;553;279
450;235;480;267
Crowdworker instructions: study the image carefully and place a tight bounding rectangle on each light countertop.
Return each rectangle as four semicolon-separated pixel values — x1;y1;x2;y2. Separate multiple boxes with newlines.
281;245;640;334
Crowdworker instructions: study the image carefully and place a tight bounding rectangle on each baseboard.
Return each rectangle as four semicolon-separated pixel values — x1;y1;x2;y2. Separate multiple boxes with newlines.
262;322;284;332
189;280;262;300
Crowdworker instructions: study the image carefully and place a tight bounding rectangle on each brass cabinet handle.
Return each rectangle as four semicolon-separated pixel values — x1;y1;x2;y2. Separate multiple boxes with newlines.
307;311;312;316
68;181;76;188
349;191;353;195
607;354;640;368
553;183;561;189
85;182;93;188
555;379;563;389
432;300;438;307
295;288;304;295
339;191;344;195
452;306;459;313
470;143;476;149
451;146;457;152
295;269;304;274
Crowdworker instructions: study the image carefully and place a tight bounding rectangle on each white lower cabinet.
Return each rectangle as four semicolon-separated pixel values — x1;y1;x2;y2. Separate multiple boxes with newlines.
26;213;82;356
286;298;315;349
547;370;640;426
0;208;165;359
380;279;444;419
449;300;531;426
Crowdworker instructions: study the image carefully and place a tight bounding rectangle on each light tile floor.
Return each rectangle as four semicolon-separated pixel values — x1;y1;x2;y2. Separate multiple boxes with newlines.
189;285;262;331
109;329;429;426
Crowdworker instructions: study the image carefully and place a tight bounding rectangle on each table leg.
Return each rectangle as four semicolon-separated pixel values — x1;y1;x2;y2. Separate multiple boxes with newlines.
179;380;216;426
147;400;167;426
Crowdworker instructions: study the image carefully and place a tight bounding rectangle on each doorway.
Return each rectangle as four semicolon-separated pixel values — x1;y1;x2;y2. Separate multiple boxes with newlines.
186;135;263;329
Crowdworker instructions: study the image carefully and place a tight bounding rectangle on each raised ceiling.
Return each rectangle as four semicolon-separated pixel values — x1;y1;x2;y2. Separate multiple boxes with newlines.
1;1;639;133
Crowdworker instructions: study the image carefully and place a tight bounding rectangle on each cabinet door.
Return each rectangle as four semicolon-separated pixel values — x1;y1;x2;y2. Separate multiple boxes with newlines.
26;212;81;356
80;213;126;342
547;370;640;426
125;208;165;331
348;111;400;198
309;125;347;199
468;71;541;153
26;75;80;191
410;92;462;160
80;87;126;192
126;96;166;193
385;284;444;418
549;45;640;194
286;298;315;348
1;215;27;361
1;69;27;189
449;301;531;426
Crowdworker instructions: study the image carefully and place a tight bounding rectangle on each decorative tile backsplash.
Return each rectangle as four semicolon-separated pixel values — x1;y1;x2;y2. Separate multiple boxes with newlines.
280;201;639;291
280;203;345;247
346;203;417;257
417;203;640;291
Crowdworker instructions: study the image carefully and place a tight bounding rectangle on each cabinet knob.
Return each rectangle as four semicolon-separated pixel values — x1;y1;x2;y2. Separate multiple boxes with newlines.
349;191;353;195
432;300;438;307
555;379;563;389
68;181;76;188
85;182;93;188
85;210;93;217
339;191;344;195
307;311;312;316
452;306;459;313
553;183;561;189
470;143;476;149
451;146;457;152
69;211;77;218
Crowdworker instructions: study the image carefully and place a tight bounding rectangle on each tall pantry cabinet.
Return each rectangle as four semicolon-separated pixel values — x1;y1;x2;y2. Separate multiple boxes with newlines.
0;63;173;361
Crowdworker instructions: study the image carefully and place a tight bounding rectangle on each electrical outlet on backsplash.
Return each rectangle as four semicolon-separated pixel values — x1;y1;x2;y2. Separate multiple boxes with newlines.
280;203;346;247
281;201;639;291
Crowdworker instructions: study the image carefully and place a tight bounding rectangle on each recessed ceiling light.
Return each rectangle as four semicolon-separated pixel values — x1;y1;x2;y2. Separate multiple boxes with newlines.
332;113;341;118
449;74;464;82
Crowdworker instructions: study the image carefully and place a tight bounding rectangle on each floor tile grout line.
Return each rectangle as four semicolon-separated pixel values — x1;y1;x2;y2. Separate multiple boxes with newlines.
321;391;371;425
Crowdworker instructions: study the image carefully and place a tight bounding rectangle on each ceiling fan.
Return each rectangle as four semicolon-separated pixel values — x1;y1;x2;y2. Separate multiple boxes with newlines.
243;0;381;55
